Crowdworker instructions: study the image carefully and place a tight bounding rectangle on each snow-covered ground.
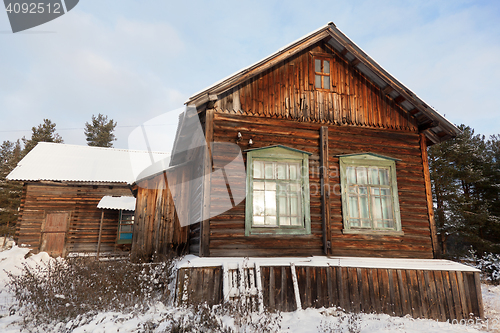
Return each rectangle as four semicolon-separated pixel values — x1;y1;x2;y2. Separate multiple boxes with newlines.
0;239;498;333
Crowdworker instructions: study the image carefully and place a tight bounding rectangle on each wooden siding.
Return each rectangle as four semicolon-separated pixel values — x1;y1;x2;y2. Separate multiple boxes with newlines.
209;112;432;258
176;265;484;321
215;40;418;132
131;170;190;261
15;183;131;254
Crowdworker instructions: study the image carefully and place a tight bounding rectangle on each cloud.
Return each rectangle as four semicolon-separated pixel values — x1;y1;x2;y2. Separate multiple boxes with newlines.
0;10;187;147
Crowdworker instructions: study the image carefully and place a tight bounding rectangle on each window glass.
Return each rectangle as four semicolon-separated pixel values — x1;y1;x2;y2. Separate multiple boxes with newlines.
253;161;263;179
315;59;321;72
315;75;322;89
247;153;309;235
323;76;330;89
341;157;400;232
323;60;330;73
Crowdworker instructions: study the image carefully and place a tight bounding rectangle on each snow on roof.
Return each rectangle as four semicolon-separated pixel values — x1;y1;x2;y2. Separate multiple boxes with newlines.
177;255;479;272
97;196;136;211
7;142;169;184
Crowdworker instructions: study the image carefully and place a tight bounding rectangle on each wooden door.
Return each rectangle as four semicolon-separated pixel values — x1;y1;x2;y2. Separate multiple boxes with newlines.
40;212;69;257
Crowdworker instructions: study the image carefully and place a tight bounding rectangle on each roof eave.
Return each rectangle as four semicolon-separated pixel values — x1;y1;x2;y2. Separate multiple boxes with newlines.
187;22;459;144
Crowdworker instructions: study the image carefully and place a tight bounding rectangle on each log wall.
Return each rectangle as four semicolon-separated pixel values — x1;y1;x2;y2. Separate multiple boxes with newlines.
15;182;131;254
209;112;432;258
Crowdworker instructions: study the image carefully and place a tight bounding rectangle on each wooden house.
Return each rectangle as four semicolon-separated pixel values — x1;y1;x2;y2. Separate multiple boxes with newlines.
131;23;484;320
7;142;167;257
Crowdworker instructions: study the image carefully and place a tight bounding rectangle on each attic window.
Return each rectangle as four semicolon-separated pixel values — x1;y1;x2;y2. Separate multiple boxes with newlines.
314;57;331;90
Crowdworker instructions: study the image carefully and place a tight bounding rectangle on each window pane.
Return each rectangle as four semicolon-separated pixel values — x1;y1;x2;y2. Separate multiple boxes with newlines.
254;182;264;190
372;195;382;220
356;167;368;184
279;195;287;215
265;162;274;179
381;196;393;221
120;225;132;232
315;75;322;88
359;186;367;195
253;216;264;225
290;195;299;215
265;216;277;226
349;196;359;218
289;183;300;193
253;161;263;179
368;167;379;185
315;59;321;73
359;195;369;219
379;169;389;185
281;217;291;226
348;185;357;195
253;191;265;216
277;163;286;179
350;219;360;227
346;167;356;184
291;217;300;226
323;60;330;73
265;190;276;216
289;164;298;180
265;181;276;191
323;76;330;89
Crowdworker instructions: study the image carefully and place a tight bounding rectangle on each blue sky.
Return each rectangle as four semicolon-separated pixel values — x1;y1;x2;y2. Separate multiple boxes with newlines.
1;0;499;149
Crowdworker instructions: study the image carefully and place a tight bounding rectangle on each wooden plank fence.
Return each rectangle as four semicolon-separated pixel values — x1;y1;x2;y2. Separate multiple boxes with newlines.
176;265;484;321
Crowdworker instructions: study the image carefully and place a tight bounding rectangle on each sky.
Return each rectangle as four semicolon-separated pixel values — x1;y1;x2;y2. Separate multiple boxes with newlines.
0;0;499;149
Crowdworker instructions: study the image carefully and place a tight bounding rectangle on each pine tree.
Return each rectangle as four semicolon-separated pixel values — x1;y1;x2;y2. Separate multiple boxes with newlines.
84;114;117;147
429;125;500;257
0;140;23;234
22;119;63;155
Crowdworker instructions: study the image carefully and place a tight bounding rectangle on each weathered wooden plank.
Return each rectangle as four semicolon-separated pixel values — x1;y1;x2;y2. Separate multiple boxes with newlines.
420;133;439;258
473;272;484;318
456;271;469;319
397;269;411;316
200;109;214;257
320;126;331;255
434;270;448;321
371;268;382;313
348;267;360;312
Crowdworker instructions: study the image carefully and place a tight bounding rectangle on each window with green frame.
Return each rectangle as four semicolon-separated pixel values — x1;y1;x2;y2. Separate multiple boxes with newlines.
339;153;403;234
117;210;134;244
245;145;311;236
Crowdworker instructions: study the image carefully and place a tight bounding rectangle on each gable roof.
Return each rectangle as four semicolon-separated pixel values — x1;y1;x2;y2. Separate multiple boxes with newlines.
7;142;169;184
186;22;459;144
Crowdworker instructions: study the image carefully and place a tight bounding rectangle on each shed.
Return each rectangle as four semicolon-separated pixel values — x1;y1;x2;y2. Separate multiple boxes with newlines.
7;142;168;257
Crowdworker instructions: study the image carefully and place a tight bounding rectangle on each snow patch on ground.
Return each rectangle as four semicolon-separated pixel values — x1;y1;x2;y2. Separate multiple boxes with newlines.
0;244;498;332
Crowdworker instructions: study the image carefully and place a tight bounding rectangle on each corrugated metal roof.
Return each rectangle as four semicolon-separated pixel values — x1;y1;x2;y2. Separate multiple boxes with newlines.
97;196;136;211
7;142;169;184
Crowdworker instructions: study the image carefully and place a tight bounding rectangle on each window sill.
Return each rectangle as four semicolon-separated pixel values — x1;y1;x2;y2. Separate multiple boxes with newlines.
341;229;404;236
247;227;310;236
